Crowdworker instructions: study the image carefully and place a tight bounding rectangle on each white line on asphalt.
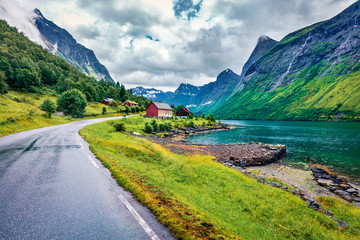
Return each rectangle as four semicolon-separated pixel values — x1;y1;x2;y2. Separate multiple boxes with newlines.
88;156;99;168
116;193;160;240
79;142;84;149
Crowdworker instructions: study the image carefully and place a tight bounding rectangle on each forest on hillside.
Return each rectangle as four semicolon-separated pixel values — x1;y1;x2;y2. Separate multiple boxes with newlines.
0;20;150;108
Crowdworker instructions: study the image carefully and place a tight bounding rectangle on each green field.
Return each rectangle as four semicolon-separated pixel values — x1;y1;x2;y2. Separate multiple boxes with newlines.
80;116;360;240
0;91;130;136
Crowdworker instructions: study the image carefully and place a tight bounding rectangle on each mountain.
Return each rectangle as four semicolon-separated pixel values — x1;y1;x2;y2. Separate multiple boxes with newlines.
131;86;173;102
164;83;201;106
190;68;242;113
234;35;278;92
33;9;114;83
213;1;360;121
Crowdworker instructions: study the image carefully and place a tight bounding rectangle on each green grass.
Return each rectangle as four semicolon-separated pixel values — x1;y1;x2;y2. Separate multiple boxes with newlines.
80;116;360;240
0;91;130;136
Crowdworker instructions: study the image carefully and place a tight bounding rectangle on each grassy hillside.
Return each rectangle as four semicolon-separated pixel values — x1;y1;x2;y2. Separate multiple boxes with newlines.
0;91;131;136
80;116;360;240
214;68;360;121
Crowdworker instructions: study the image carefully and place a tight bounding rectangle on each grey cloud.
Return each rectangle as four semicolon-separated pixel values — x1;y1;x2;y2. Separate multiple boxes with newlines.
75;25;100;39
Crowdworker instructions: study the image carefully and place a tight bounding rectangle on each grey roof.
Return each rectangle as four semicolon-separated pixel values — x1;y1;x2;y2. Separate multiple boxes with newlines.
153;102;172;110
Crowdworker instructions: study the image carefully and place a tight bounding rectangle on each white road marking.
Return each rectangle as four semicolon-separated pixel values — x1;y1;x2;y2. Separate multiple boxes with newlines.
116;193;160;240
79;142;84;149
88;156;99;169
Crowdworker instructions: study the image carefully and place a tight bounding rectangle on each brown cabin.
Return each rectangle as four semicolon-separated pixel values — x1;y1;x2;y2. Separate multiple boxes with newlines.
176;108;192;118
146;102;173;119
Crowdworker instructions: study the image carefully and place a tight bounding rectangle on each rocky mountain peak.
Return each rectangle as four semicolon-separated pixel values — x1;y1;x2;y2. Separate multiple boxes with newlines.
33;8;43;18
257;35;271;43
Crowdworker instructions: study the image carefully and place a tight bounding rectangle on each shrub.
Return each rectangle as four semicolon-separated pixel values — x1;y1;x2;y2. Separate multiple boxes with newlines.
159;123;165;131
206;114;216;122
102;106;107;115
131;107;136;113
164;122;172;131
151;119;158;131
114;122;125;132
110;100;118;107
206;120;213;126
187;112;193;120
57;89;87;118
188;121;195;128
125;106;130;114
135;106;140;112
144;122;153;133
40;98;56;118
202;121;206;127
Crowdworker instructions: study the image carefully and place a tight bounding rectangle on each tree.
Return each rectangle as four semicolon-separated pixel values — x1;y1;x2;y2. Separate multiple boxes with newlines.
40;98;56;118
57;89;87;118
206;114;215;122
102;106;107;115
187;112;193;120
0;71;8;93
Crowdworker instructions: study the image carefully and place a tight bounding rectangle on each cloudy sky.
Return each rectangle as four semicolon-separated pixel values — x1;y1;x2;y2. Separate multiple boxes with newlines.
0;0;357;91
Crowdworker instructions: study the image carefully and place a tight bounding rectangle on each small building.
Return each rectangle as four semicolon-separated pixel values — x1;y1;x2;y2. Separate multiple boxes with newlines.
146;102;173;119
101;98;113;105
123;100;138;107
176;108;192;118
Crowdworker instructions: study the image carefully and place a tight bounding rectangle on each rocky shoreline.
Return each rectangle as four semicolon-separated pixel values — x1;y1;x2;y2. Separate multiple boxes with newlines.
310;165;360;202
157;124;287;167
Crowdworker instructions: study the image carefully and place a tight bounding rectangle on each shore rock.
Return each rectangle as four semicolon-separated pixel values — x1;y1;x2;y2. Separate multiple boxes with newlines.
311;165;360;202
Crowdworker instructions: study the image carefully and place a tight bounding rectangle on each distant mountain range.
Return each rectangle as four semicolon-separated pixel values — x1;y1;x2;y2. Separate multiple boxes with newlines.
133;1;360;121
33;9;114;83
130;86;173;102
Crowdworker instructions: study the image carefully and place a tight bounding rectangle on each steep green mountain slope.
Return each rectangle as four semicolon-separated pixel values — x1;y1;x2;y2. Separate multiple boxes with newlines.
213;1;360;121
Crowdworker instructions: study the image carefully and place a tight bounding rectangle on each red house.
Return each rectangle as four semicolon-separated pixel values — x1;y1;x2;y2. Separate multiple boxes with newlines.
176;108;192;118
146;102;173;119
123;100;138;107
101;98;113;105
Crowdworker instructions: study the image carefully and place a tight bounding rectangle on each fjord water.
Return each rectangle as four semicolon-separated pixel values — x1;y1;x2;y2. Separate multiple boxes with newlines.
187;120;360;181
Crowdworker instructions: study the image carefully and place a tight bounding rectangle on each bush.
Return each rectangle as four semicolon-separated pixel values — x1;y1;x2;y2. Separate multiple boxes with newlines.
188;121;195;128
206;114;216;122
40;98;56;118
57;89;87;118
125;106;130;114
164;122;172;131
102;106;107;115
202;121;206;127
114;122;125;132
110;100;118;107
144;122;153;133
131;107;136;113
159;123;165;131
187;112;193;120
151;119;158;131
206;120;213;126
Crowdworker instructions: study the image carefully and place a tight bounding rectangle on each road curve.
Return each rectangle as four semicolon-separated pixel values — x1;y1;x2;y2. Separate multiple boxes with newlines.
0;116;174;240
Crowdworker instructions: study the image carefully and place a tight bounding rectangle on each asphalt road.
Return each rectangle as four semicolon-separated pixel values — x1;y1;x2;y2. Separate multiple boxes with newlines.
0;116;174;240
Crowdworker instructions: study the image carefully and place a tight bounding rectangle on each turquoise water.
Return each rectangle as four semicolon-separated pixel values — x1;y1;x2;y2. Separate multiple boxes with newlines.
187;120;360;181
